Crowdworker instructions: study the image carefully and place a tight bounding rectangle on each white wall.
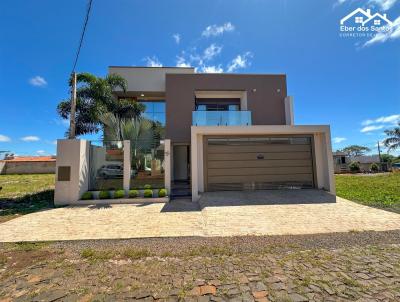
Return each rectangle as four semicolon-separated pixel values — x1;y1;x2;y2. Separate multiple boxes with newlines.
54;139;90;205
109;67;194;92
191;125;335;201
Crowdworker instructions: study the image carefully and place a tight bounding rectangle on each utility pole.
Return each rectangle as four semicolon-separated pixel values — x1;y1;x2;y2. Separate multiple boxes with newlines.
377;140;382;171
69;72;77;139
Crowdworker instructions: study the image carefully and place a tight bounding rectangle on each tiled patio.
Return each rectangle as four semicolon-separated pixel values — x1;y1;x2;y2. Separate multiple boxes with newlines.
1;190;400;242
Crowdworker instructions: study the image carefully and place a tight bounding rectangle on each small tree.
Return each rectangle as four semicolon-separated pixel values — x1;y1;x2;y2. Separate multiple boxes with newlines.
348;161;360;173
383;121;400;152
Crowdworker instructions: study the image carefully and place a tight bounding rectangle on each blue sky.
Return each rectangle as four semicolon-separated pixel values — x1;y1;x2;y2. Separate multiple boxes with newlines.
0;0;399;157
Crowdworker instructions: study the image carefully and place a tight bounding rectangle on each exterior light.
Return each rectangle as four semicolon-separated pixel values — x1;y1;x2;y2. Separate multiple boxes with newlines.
140;93;144;97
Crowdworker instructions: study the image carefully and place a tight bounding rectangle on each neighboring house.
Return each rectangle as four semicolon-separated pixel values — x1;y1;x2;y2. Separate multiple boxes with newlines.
362;13;392;26
333;151;349;174
0;156;56;174
340;8;371;25
55;66;334;204
349;155;381;172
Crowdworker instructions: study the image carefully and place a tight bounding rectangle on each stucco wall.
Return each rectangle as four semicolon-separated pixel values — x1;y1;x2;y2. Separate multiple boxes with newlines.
0;162;55;174
166;73;288;143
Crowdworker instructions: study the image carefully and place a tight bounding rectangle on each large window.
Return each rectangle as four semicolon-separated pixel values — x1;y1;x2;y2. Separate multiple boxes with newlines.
195;98;240;111
140;101;166;125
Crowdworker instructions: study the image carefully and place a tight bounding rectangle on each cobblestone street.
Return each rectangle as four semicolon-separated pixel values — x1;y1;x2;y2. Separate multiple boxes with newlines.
1;232;400;301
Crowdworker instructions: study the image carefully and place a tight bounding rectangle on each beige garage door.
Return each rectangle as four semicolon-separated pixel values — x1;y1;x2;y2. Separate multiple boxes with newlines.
205;136;315;191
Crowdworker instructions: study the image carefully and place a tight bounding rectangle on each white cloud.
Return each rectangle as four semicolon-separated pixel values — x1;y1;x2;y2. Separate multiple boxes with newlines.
369;0;398;11
336;0;398;10
361;114;400;126
29;76;47;87
203;44;223;61
202;22;235;37
176;55;191;67
144;56;163;67
361;125;385;133
227;52;253;72
200;65;224;73
172;33;181;44
0;134;11;142
36;150;46;155
363;16;400;47
21;136;40;142
333;137;347;143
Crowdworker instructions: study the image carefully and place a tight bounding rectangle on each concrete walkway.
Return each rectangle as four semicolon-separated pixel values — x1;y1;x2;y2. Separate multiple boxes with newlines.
1;190;400;242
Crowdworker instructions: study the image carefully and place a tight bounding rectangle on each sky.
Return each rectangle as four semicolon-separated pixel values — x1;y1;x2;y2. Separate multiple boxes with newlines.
0;0;399;157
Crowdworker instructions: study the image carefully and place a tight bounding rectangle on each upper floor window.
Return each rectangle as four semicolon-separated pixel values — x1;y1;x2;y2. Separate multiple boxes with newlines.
139;101;166;126
195;98;240;111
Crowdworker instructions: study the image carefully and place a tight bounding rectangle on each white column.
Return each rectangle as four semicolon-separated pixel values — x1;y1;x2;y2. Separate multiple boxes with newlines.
284;96;294;125
164;139;171;193
123;140;131;193
191;130;200;202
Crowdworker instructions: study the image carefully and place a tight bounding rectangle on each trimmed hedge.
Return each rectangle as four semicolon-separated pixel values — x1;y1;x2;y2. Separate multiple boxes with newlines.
144;184;152;190
143;189;153;198
81;192;94;200
113;190;125;199
158;188;167;197
98;191;111;199
128;189;139;198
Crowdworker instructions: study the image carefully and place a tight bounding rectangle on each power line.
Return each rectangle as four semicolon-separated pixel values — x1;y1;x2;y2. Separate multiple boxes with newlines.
71;0;93;73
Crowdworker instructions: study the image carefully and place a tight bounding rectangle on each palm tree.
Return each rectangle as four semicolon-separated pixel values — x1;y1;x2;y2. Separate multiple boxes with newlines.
383;121;400;151
57;72;142;136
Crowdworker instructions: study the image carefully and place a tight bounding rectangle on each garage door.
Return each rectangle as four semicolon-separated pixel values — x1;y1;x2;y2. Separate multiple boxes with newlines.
205;136;315;191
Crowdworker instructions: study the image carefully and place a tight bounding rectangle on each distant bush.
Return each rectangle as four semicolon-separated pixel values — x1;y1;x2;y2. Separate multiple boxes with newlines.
370;163;379;172
128;189;139;198
158;188;167;197
113;190;125;199
143;189;153;198
144;184;152;190
349;161;360;173
98;191;111;199
81;192;93;200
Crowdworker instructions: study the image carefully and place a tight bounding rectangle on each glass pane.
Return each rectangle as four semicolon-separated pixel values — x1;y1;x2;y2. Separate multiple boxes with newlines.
153;102;165;113
153;112;166;125
89;140;124;191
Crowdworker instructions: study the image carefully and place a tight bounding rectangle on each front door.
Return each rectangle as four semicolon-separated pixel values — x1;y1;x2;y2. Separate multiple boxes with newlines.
173;145;190;181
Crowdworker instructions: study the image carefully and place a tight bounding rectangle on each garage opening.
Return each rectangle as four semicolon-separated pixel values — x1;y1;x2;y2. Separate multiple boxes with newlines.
205;136;315;191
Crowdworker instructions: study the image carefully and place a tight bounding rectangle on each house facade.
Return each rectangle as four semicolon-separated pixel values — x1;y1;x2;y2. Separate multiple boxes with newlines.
54;66;334;204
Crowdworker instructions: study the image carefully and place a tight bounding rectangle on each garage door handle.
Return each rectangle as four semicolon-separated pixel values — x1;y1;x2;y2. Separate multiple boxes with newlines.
257;154;264;160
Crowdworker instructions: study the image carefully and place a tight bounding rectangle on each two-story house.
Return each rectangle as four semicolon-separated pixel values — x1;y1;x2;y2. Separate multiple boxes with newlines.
54;66;334;204
108;66;334;201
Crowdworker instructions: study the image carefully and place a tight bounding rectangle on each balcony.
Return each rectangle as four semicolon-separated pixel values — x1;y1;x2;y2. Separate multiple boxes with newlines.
192;111;252;126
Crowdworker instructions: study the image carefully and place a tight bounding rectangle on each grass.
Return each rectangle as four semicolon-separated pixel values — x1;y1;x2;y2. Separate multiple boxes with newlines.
80;248;115;262
0;174;55;222
336;173;400;213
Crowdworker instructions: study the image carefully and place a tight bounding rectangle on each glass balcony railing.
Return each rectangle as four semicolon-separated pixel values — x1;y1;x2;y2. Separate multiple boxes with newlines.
192;111;252;126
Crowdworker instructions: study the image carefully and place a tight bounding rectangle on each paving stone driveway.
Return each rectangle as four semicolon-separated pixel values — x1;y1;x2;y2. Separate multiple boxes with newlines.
1;190;400;242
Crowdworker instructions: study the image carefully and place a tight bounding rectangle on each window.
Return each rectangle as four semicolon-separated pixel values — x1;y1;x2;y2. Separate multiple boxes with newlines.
355;16;363;23
139;101;166;126
374;19;381;25
195;98;240;111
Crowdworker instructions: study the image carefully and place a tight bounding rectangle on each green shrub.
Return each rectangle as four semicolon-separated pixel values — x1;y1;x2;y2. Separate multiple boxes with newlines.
144;184;152;190
143;189;153;198
98;190;111;199
81;192;93;200
349;161;360;173
158;188;167;197
113;190;125;199
370;163;379;172
128;189;139;198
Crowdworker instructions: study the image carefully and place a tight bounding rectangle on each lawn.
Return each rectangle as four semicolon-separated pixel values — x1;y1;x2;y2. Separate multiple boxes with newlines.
335;173;400;213
0;174;55;223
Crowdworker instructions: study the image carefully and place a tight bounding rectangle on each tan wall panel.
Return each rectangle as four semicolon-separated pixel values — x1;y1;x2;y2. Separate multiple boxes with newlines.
208;173;313;184
208;159;312;169
207;166;312;176
207;144;310;154
208;151;312;161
